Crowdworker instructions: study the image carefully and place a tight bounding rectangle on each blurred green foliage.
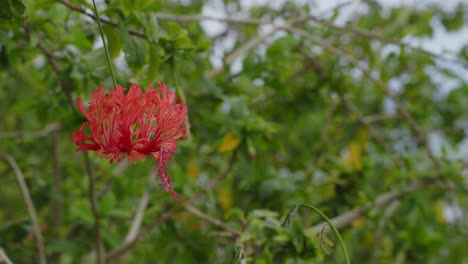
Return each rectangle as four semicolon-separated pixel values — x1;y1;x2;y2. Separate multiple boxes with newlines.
0;0;467;263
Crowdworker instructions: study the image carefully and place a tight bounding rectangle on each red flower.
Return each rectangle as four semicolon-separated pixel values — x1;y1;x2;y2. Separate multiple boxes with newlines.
71;82;188;203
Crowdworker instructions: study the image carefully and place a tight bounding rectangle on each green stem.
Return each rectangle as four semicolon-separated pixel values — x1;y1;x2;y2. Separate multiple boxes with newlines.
92;0;118;89
169;58;186;104
283;204;351;264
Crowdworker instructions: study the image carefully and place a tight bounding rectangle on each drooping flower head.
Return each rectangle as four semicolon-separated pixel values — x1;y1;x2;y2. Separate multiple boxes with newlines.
71;82;188;203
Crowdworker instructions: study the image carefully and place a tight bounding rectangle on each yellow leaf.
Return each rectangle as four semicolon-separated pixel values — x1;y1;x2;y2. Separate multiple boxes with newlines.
319;184;336;199
341;129;368;171
218;132;241;153
187;159;200;179
218;184;232;210
434;201;446;223
341;141;363;171
351;217;366;228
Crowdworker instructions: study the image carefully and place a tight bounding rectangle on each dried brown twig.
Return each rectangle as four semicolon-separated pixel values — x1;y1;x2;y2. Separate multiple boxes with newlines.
0;153;47;264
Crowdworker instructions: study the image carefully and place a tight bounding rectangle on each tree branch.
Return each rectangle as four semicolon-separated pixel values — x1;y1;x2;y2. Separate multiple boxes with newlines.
124;192;150;244
106;211;174;263
309;177;437;234
307;14;468;68
287;26;440;168
184;204;241;237
57;0;266;40
37;40;60;74
150;12;266;25
205;14;310;80
0;247;14;264
83;153;105;264
106;190;149;264
57;0;145;38
0;153;47;264
36;38;75;111
0;122;60;139
121;169;155;249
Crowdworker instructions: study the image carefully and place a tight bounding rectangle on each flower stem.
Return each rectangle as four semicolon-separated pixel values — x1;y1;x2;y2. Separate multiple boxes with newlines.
91;0;118;89
282;203;351;264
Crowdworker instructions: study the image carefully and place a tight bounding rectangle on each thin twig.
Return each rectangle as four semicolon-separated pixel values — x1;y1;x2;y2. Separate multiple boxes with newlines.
205;14;309;80
36;38;75;111
124;192;150;243
308;14;468;68
83;153;105;264
123;169;154;245
107;189;150;264
0;153;47;264
0;122;60;139
309;177;437;234
57;0;145;38
361;113;395;124
0;247;14;264
184;204;241;236
57;0;265;40
37;40;60;74
205;30;275;79
106;211;174;263
153;12;266;25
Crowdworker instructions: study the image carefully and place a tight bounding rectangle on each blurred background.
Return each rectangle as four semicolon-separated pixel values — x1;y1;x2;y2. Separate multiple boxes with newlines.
0;0;467;263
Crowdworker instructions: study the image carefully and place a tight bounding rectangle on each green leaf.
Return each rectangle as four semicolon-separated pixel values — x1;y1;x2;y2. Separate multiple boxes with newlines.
82;47;107;70
0;0;25;18
120;23;147;71
103;25;122;59
195;38;211;52
166;21;188;40
441;3;465;31
0;0;26;28
290;219;304;253
147;44;160;80
122;0;152;11
460;44;468;61
129;44;160;83
100;191;116;214
225;207;245;220
47;239;80;254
